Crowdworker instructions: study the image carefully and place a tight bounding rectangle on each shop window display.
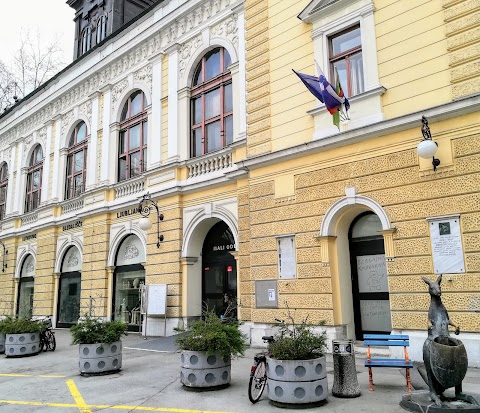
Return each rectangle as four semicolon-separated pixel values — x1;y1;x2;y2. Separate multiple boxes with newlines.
114;269;145;327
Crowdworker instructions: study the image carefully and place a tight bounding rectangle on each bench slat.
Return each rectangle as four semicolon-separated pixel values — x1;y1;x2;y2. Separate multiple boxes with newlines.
363;340;409;347
363;334;409;340
366;359;413;368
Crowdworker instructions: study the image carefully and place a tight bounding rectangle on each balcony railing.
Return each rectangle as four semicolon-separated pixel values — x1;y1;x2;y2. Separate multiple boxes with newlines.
61;197;84;214
115;177;145;199
187;150;233;179
21;211;38;226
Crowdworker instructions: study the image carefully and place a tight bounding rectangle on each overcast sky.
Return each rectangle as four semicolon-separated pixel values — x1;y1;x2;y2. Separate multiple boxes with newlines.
0;0;75;68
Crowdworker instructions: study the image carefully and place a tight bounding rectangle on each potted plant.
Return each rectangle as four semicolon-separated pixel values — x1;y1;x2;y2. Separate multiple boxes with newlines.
0;317;8;354
0;316;42;357
176;310;246;389
70;316;128;375
266;314;328;406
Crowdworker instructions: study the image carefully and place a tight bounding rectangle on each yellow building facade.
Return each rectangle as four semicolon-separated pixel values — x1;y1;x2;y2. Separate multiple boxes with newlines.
0;0;479;364
240;0;480;363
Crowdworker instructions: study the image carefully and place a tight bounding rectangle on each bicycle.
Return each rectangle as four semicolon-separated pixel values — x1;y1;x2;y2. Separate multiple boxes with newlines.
248;318;288;404
38;316;56;352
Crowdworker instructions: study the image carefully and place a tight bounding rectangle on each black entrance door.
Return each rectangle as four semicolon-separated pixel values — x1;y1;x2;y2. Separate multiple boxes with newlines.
349;213;392;339
202;222;237;318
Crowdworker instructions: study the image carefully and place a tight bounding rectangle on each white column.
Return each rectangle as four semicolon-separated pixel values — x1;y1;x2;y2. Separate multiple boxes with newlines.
167;46;179;161
230;63;241;143
237;9;247;139
13;142;24;214
51;116;62;201
148;53;163;169
177;88;190;160
41;124;53;204
6;145;16;215
101;88;112;183
86;94;99;189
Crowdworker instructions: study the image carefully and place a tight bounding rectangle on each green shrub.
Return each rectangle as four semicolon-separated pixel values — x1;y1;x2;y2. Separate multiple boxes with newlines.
0;316;43;334
268;318;327;361
70;316;128;345
176;311;246;359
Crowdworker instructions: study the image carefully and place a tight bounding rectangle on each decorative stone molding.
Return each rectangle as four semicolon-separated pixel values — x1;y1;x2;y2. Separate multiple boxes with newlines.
211;13;239;49
79;100;92;124
61;111;75;135
55;233;84;273
134;65;153;92
108;222;146;267
179;35;204;80
111;79;129;112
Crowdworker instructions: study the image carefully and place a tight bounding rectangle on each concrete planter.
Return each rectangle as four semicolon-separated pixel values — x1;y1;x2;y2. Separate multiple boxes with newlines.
180;350;231;388
79;341;122;375
267;356;328;405
0;333;5;354
5;333;40;357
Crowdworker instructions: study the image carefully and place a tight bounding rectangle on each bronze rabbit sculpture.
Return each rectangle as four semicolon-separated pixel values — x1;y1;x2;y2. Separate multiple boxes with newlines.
422;274;479;406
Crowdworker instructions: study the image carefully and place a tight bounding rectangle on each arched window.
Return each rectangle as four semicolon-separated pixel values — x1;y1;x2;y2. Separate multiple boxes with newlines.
0;163;8;220
118;91;148;182
96;15;107;44
191;47;233;158
65;121;88;199
81;27;92;54
25;145;43;213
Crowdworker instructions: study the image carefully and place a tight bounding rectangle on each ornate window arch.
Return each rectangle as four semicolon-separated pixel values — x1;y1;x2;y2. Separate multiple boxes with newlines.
96;15;107;44
65;121;88;199
118;90;148;182
81;27;92;54
25;144;43;213
190;47;233;157
0;162;8;220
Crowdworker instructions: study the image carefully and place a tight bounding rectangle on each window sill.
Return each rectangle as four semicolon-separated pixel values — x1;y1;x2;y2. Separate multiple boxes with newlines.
307;85;386;116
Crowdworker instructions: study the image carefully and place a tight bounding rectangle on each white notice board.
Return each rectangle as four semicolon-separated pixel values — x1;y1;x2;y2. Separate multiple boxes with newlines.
147;284;167;315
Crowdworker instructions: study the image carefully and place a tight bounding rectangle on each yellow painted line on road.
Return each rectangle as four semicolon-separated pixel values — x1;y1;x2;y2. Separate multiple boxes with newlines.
0;400;77;408
66;379;93;413
0;399;241;413
0;373;66;378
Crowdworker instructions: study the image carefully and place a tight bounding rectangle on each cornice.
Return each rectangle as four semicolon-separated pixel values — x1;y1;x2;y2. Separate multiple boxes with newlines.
239;94;480;170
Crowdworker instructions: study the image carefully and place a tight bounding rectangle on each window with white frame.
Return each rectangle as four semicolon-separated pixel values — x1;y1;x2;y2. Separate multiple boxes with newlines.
277;236;296;279
328;25;364;98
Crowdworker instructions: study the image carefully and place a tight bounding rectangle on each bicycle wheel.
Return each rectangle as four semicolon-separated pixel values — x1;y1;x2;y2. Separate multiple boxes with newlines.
39;333;47;352
46;331;56;351
248;360;267;403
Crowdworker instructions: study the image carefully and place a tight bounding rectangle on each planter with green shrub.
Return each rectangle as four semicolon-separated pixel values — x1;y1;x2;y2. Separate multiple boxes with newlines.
176;311;246;388
266;317;328;406
0;316;42;357
70;317;128;375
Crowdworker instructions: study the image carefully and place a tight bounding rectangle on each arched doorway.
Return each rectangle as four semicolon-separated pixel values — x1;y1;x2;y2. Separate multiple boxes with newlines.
349;212;392;338
202;222;237;318
17;254;35;318
57;246;82;327
113;234;145;330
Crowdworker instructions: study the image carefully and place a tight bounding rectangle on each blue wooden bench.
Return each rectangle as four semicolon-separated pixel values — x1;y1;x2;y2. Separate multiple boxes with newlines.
363;334;414;392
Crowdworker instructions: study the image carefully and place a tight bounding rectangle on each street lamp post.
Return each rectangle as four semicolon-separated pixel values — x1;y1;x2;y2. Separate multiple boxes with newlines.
138;192;164;248
417;116;441;171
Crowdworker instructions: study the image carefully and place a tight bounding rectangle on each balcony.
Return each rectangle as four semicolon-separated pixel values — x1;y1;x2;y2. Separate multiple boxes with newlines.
61;197;84;214
115;176;145;199
21;211;38;226
187;150;233;179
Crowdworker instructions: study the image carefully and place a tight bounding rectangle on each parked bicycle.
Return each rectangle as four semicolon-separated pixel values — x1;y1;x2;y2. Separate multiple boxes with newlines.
38;316;56;352
248;318;286;403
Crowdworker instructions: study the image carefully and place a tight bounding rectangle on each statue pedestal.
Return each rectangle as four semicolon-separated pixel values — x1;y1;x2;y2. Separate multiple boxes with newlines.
401;391;480;412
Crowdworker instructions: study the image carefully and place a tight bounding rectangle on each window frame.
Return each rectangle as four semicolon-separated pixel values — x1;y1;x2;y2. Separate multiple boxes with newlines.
328;24;363;97
0;163;8;220
25;145;43;213
65;122;88;200
118;91;148;182
96;15;107;44
81;27;92;54
190;48;233;158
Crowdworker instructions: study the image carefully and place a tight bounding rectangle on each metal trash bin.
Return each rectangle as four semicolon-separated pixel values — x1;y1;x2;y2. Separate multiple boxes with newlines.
332;339;361;398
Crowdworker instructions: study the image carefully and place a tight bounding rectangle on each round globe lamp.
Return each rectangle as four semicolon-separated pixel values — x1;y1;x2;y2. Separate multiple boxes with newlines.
139;216;153;231
417;139;438;159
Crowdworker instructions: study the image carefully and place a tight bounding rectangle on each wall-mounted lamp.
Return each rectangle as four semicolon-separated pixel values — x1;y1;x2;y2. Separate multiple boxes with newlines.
138;192;164;248
0;240;8;272
417;116;440;171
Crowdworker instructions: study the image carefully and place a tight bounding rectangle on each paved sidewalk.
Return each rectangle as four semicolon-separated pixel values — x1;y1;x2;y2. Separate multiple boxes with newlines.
0;329;479;413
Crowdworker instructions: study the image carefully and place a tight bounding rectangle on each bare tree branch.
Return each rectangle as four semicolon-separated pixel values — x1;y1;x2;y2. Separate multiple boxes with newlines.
1;30;65;113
